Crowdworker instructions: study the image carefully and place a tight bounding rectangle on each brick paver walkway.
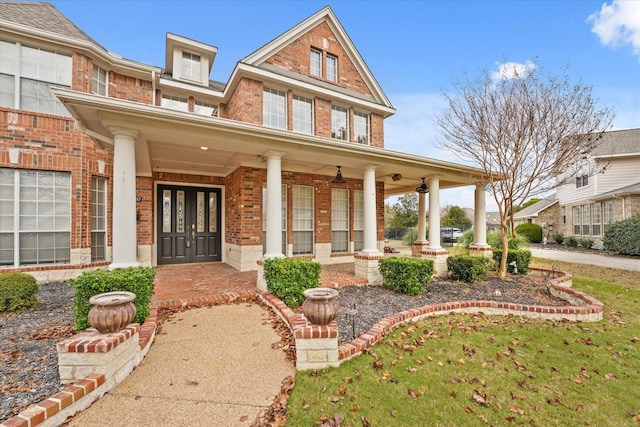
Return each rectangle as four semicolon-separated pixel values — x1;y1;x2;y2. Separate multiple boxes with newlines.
151;262;367;309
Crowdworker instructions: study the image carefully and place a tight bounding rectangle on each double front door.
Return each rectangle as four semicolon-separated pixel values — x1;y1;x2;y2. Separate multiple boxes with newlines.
157;185;221;264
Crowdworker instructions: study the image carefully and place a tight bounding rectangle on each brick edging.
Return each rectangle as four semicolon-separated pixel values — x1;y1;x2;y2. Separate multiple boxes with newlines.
259;268;604;368
1;312;159;427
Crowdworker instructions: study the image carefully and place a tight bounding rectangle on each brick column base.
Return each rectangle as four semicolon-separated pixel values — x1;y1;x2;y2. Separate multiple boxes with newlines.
354;253;384;285
411;241;429;257
469;244;493;259
416;248;449;277
256;260;267;291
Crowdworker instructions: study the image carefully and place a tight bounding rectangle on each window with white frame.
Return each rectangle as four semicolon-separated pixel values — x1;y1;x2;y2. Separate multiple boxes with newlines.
92;65;107;96
181;51;201;81
0;41;71;115
262;183;287;255
292;95;313;134
331;106;348;141
161;94;189;112
354;190;364;252
331;188;349;253
293;185;314;255
194;100;217;116
572;206;581;235
310;49;322;78
576;174;589;188
0;168;70;266
263;87;286;129
561;206;566;224
582;204;590;235
591;202;601;236
326;54;337;82
354;112;369;144
91;176;107;262
603;200;614;225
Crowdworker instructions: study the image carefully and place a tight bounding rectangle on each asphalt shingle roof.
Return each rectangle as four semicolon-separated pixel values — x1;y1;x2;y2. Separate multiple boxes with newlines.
591;128;640;157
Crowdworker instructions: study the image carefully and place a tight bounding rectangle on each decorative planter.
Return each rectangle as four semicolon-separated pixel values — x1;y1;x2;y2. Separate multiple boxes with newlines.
88;291;137;333
302;288;339;326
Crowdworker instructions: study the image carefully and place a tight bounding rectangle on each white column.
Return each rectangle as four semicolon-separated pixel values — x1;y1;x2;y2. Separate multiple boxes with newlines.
110;129;140;269
264;152;285;259
427;176;442;249
361;165;380;255
417;191;427;243
474;184;488;246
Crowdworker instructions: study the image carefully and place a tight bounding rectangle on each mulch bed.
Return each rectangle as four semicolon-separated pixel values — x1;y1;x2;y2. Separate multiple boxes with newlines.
1;273;565;423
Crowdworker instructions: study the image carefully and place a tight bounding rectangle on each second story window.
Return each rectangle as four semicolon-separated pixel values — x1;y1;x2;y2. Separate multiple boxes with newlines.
331;106;348;141
194;100;217;117
263;87;286;129
326;54;337;82
292;95;313;134
354;112;369;145
576;174;589;188
0;41;71;116
92;65;107;96
310;49;322;78
161;94;189;112
181;51;201;81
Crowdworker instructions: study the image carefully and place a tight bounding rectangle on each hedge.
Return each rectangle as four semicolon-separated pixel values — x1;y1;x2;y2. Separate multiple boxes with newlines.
603;214;640;256
447;255;489;282
492;249;532;275
0;272;39;313
264;257;321;307
379;257;433;295
515;223;543;243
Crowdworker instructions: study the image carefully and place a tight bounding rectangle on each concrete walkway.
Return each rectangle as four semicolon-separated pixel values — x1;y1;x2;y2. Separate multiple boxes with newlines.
530;247;640;272
66;304;294;427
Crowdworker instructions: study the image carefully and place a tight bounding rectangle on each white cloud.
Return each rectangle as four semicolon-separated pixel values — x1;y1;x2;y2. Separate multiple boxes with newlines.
384;92;460;162
588;0;640;59
490;60;536;81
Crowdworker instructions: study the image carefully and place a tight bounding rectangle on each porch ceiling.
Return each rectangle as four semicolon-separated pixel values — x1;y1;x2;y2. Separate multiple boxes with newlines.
55;89;494;196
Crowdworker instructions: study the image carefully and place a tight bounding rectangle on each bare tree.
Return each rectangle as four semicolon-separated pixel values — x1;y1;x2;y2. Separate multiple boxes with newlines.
434;61;614;278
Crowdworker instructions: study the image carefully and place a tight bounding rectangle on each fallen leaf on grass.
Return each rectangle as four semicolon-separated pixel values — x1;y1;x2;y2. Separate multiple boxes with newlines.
510;407;525;415
408;388;422;398
605;373;618;380
471;390;491;406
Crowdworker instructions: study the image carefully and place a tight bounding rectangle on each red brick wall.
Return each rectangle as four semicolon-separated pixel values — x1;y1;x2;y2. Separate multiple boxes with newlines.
224;167;266;246
221;78;262;124
370;113;384;148
314;98;332;138
109;72;153;103
266;21;373;98
0;109;113;251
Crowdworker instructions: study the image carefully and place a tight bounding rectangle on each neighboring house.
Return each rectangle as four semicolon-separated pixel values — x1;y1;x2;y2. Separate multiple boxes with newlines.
513;196;560;238
554;128;640;248
1;3;492;282
486;212;501;231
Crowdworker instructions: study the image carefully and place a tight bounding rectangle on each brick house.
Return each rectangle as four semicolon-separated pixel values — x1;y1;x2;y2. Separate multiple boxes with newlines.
513;197;561;240
1;3;494;283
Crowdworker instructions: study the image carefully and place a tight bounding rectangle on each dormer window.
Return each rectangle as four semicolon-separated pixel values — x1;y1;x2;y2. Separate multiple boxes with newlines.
181;51;201;82
576;174;589;188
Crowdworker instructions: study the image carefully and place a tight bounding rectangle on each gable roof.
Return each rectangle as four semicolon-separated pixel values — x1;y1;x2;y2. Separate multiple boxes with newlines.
591;128;640;158
0;1;100;47
240;6;393;110
513;196;558;219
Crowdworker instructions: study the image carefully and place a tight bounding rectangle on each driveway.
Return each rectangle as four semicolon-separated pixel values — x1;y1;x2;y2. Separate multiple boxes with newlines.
529;247;640;272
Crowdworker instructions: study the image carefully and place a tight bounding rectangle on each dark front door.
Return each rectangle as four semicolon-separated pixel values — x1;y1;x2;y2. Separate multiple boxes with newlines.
157;185;221;264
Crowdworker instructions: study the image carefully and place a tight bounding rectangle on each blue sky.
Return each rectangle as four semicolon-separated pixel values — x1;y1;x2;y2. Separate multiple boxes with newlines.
50;0;640;210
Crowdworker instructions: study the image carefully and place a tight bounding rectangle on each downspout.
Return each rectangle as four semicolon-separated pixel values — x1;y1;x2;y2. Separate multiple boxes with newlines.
151;70;156;105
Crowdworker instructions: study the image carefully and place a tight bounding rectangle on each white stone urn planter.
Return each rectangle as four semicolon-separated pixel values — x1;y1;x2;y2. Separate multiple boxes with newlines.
88;291;136;333
302;288;339;326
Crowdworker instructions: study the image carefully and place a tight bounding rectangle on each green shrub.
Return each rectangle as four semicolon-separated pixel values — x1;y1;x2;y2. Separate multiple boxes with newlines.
552;232;564;245
379;257;433;295
515;223;543;243
492;249;532;275
577;238;594;249
603;214;640;256
264;258;321;307
487;230;529;249
69;267;156;331
0;273;39;313
457;229;475;248
563;236;578;247
446;255;489;282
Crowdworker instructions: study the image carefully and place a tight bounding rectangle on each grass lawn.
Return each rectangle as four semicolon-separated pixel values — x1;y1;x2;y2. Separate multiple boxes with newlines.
285;258;640;426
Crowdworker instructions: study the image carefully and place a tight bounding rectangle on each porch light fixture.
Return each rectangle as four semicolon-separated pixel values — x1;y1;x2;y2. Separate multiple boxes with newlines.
416;177;428;194
332;165;347;184
200;146;208;150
